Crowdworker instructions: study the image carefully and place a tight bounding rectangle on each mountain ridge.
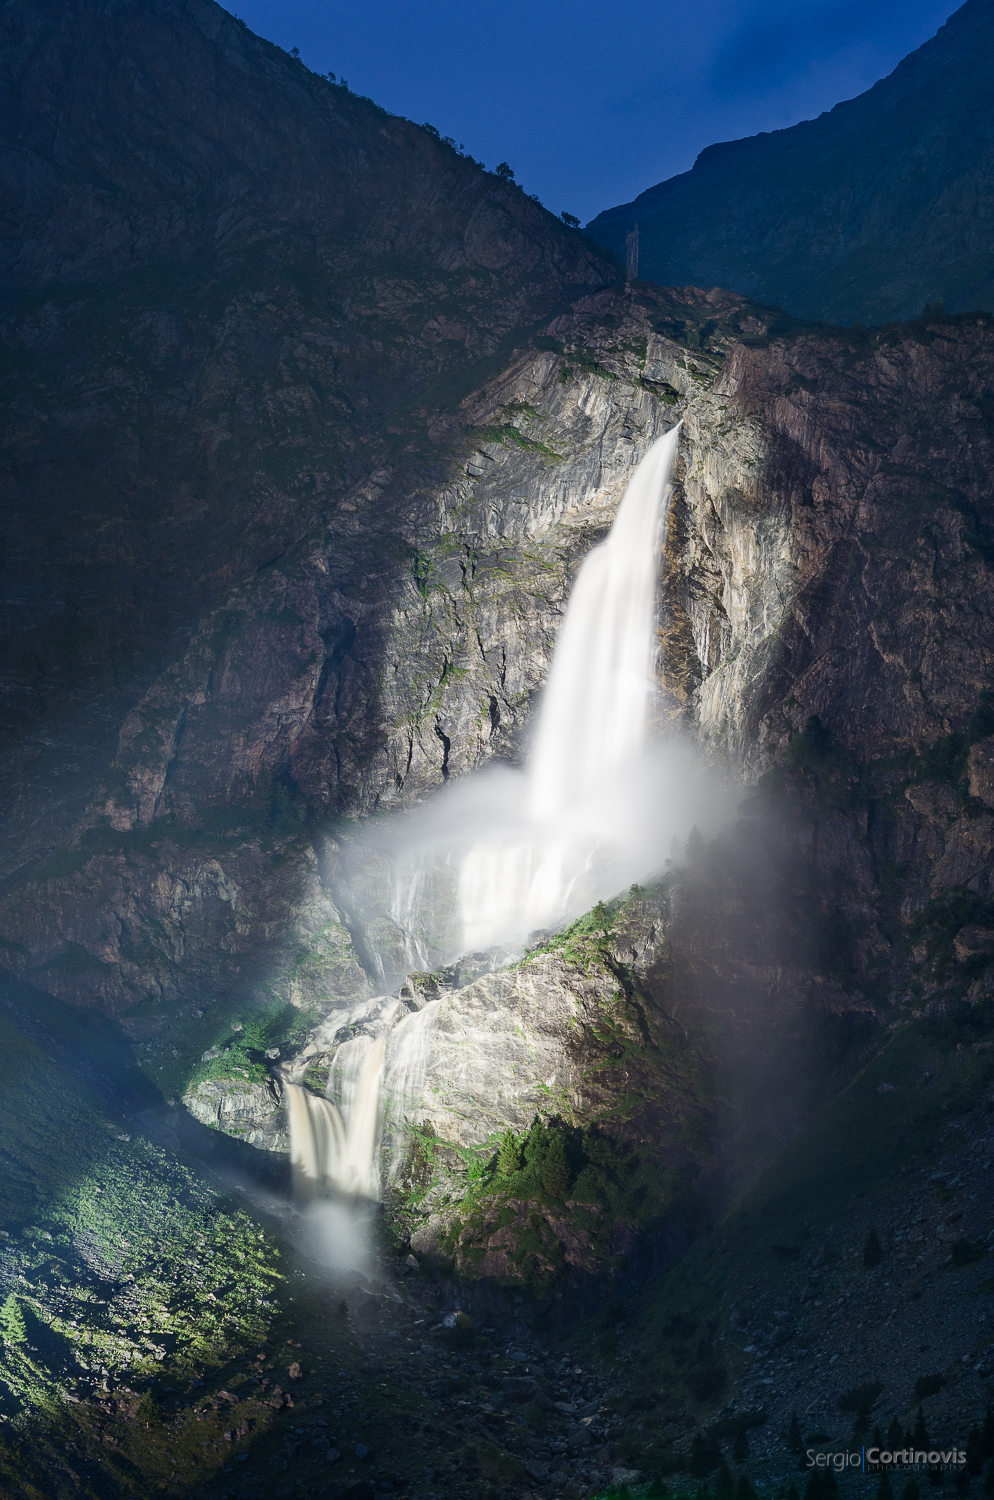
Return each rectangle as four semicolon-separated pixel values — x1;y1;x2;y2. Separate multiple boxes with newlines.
588;0;994;325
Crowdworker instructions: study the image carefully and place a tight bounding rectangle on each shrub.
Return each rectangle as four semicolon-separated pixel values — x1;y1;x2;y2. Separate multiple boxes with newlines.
443;1311;477;1349
0;1295;25;1346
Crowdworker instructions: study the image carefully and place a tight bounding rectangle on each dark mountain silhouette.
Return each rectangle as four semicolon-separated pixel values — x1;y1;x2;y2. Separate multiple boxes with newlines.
588;0;994;325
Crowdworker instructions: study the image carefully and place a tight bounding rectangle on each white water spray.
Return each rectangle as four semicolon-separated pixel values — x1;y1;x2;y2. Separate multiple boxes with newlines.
459;424;682;949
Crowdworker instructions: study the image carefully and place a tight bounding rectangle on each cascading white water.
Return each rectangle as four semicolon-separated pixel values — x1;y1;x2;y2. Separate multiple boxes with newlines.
528;426;680;820
285;423;698;1220
458;424;682;950
285;1034;386;1201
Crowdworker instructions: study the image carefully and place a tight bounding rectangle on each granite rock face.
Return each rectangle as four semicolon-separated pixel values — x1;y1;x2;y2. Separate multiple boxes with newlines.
0;284;744;1010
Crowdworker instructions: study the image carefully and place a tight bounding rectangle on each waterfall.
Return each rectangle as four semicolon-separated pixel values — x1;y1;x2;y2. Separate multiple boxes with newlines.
528;427;680;821
459;424;681;949
285;1035;386;1200
283;423;692;1205
388;855;431;973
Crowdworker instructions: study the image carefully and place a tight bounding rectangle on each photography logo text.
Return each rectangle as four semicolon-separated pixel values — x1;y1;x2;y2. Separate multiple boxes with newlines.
806;1447;966;1473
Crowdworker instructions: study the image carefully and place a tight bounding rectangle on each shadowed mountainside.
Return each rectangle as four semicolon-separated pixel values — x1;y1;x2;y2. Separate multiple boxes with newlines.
0;0;613;883
588;0;994;326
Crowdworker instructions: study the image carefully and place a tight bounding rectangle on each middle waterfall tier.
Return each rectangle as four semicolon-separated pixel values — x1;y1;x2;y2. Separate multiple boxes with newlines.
286;1033;386;1201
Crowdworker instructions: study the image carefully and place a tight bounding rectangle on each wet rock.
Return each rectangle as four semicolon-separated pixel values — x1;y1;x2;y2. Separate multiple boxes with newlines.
182;1077;287;1152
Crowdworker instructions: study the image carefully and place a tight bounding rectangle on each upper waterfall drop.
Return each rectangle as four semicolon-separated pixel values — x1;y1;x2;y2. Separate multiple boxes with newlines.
528;425;681;822
458;423;682;951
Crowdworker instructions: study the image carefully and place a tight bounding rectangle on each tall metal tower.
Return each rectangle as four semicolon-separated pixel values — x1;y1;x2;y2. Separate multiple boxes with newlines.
626;222;639;284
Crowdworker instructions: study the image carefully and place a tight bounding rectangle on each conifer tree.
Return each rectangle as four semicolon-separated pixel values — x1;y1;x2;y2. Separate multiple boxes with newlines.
913;1406;929;1449
496;1129;521;1178
136;1390;158;1425
686;825;706;865
735;1473;755;1500
887;1416;905;1451
785;1411;804;1452
0;1294;25;1346
541;1129;570;1199
523;1119;547;1169
967;1423;985;1476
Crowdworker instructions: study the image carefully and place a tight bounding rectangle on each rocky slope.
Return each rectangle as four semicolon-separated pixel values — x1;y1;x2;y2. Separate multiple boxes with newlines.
589;0;994;326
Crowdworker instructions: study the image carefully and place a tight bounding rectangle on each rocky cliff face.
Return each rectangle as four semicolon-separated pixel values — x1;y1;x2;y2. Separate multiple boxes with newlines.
5;286;994;1195
589;0;994;325
5;0;994;1308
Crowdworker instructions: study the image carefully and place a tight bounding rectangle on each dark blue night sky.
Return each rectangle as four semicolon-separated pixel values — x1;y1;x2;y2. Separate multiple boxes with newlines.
232;0;957;222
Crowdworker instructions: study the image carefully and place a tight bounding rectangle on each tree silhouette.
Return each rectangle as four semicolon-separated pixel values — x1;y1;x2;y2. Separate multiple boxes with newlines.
863;1227;883;1268
541;1130;570;1199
